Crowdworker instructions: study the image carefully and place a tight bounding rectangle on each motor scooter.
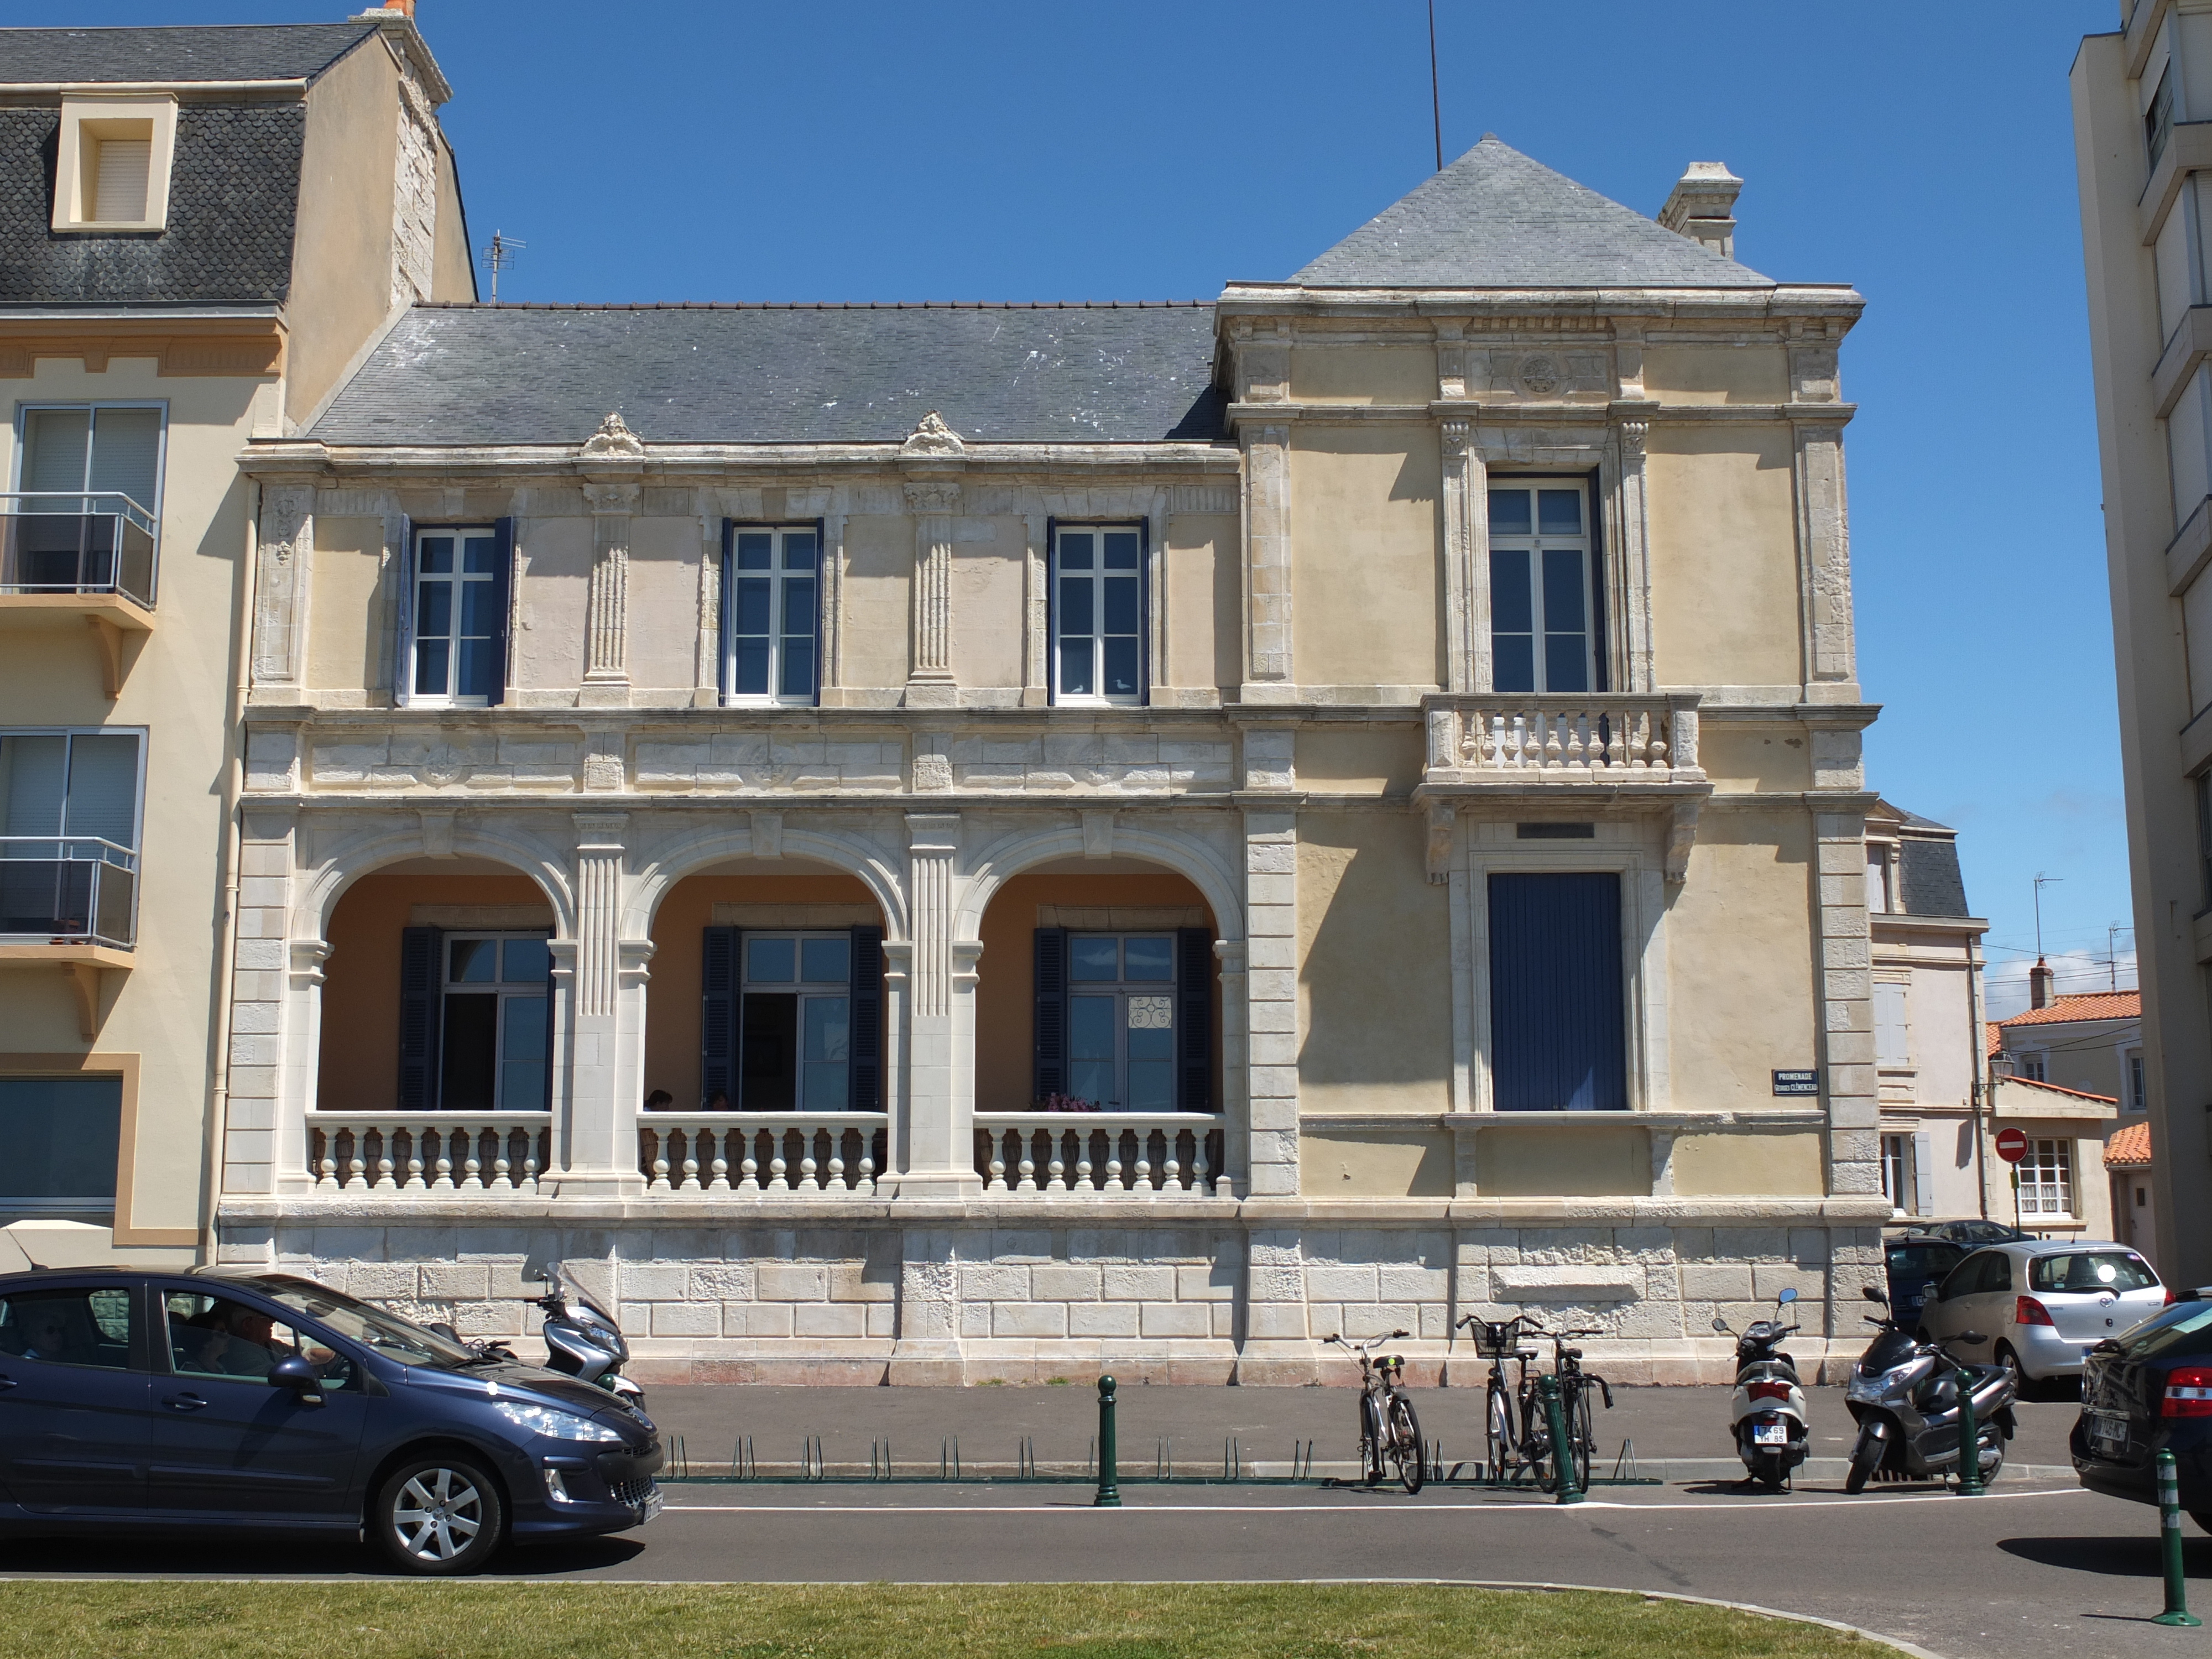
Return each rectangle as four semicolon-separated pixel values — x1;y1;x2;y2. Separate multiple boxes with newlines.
531;1265;646;1407
1843;1284;2014;1492
1712;1285;1811;1490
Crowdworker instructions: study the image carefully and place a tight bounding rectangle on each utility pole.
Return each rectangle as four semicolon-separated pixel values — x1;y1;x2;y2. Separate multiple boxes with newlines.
1427;1;1443;173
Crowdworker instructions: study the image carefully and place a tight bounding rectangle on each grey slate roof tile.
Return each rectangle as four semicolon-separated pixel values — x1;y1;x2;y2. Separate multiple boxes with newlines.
0;102;303;305
1291;135;1772;289
0;23;377;85
1899;834;1970;920
309;305;1228;446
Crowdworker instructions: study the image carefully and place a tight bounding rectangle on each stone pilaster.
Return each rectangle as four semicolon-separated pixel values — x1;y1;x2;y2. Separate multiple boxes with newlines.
226;808;300;1198
1794;417;1858;697
580;478;638;706
886;812;979;1196
1240;422;1294;703
249;481;315;697
1810;743;1880;1200
904;481;961;707
1021;509;1050;707
1439;420;1486;692
1611;405;1660;693
1239;729;1301;1198
559;811;646;1195
1214;939;1250;1193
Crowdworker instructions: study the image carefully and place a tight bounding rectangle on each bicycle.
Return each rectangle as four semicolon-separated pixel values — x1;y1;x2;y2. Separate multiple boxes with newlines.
1537;1324;1614;1494
1326;1329;1425;1493
1460;1313;1546;1485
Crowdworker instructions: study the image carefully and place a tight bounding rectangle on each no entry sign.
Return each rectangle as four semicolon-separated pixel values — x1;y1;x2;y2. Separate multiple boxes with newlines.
1994;1126;2030;1164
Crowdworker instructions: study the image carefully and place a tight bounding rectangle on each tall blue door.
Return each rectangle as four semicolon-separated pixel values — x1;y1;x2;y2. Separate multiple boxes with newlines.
1488;872;1626;1111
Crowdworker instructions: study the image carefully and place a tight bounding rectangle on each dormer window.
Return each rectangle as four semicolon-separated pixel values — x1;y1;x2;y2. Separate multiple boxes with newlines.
50;97;178;234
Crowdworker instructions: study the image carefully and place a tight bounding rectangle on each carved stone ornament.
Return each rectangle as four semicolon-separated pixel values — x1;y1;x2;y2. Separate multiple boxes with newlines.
1517;356;1561;397
417;747;471;788
900;410;966;458
911;752;954;792
580;411;646;459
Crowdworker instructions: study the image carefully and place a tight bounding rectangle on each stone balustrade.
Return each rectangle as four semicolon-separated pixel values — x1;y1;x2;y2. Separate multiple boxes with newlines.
306;1113;552;1194
638;1113;889;1194
973;1113;1228;1197
1422;693;1702;786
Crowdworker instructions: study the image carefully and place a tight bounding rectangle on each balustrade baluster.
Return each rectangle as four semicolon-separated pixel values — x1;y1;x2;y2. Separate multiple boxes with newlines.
739;1154;760;1192
1565;715;1587;767
680;1155;700;1193
491;1150;513;1192
988;1130;1009;1193
649;1156;671;1193
1076;1141;1094;1193
430;1128;455;1191
1604;715;1625;768
1542;713;1565;767
1648;718;1669;770
1162;1149;1180;1194
827;1153;846;1193
1046;1131;1067;1193
1104;1146;1123;1192
521;1155;540;1194
708;1129;731;1192
1190;1136;1209;1198
768;1152;789;1192
401;1130;425;1191
1016;1129;1037;1193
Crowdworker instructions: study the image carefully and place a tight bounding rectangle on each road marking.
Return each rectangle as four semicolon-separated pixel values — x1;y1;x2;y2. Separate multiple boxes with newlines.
659;1487;2090;1517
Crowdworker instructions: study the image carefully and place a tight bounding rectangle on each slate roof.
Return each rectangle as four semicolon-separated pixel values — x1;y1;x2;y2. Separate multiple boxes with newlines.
0;24;377;85
0;102;305;305
1291;136;1772;289
309;304;1229;446
1898;834;1970;920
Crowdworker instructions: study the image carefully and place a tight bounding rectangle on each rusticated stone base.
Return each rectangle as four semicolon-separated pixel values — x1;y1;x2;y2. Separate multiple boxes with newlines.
215;1194;1887;1385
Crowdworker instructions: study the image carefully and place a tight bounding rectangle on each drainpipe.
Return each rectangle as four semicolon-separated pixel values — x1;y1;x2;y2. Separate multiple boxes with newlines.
1966;931;1990;1221
199;478;255;1262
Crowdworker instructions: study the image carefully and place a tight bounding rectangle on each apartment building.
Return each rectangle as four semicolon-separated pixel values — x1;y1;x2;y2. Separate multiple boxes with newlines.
208;117;1891;1383
0;11;473;1266
2073;0;2212;1284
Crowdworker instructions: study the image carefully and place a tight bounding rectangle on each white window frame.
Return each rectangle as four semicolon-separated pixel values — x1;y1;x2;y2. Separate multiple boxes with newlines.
50;97;178;234
1486;477;1595;694
2020;1138;2077;1219
0;726;147;948
2121;1044;2147;1112
723;524;821;707
437;932;551;1113
1050;523;1145;707
405;525;502;708
1062;932;1180;1113
738;931;852;1110
2014;1048;2048;1083
12;400;169;517
1880;1133;1912;1216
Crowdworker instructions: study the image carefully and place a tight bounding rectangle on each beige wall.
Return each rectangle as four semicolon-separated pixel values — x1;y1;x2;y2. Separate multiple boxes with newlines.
286;44;399;428
1288;427;1441;689
1641;344;1788;405
429;135;475;302
1291;346;1435;406
1646;425;1801;688
626;517;704;696
841;514;914;690
1166;514;1233;695
1302;1128;1454;1197
307;516;389;694
1697;721;1814;792
514;515;593;691
1295;726;1421;796
1670;1129;1824;1196
949;519;1024;692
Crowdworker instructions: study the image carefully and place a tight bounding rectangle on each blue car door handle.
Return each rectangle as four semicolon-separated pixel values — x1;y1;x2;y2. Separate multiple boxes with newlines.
163;1393;209;1412
0;1375;13;1391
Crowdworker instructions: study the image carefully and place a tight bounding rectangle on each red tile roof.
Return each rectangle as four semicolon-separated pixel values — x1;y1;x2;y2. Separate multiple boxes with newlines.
2005;1076;2119;1105
2000;992;2142;1028
2106;1119;2153;1168
1986;1020;2002;1057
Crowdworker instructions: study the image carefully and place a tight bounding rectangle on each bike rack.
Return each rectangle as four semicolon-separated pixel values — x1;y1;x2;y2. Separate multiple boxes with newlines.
1155;1436;1174;1481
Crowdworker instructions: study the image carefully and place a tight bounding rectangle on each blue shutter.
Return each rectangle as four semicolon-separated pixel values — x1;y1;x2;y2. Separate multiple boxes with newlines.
393;515;415;706
398;925;443;1109
1584;469;1608;693
701;926;739;1108
717;519;734;702
809;515;827;706
1033;926;1068;1099
1176;926;1211;1111
849;924;884;1110
1043;515;1058;707
1486;873;1626;1112
1138;517;1153;708
487;517;515;707
541;937;557;1110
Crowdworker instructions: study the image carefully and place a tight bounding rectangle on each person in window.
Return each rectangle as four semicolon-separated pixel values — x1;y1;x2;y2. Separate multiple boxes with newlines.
645;1089;674;1112
19;1308;76;1365
705;1091;729;1112
174;1309;233;1374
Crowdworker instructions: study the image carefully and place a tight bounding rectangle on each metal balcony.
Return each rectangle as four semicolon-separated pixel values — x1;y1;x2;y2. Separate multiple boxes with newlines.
0;493;158;610
0;837;138;950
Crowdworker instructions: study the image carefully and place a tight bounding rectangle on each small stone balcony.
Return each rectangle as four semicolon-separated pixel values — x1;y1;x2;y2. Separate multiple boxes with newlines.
1419;693;1705;798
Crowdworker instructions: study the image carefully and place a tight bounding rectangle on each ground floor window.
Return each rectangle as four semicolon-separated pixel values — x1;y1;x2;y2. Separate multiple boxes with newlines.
1881;1133;1911;1214
399;927;550;1111
1486;872;1626;1111
2019;1138;2075;1218
701;925;884;1112
0;1076;121;1218
1033;927;1213;1112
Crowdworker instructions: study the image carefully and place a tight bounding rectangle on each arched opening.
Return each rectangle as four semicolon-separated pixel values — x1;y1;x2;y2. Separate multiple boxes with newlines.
974;857;1222;1193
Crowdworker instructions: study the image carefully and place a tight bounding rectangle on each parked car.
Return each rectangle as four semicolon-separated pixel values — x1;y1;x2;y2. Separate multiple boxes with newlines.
2073;1300;2212;1530
1879;1232;1966;1332
1900;1219;2038;1248
1919;1240;2168;1384
0;1266;662;1574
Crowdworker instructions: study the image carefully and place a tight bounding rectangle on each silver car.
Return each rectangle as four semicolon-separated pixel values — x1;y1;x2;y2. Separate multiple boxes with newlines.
1918;1240;2167;1382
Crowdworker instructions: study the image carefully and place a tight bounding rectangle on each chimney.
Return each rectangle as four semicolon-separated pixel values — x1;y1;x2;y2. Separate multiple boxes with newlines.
1659;162;1743;259
2029;957;2055;1011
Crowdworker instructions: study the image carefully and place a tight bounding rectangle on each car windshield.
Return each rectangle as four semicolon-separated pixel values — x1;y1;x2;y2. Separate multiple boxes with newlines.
2028;1251;2159;1295
252;1281;480;1368
1887;1242;1963;1279
2123;1305;2212;1361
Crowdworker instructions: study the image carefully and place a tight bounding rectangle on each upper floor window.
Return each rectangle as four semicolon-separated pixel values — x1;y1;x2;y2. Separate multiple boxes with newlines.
2014;1049;2047;1083
404;524;510;707
0;729;143;948
2124;1046;2147;1111
2020;1138;2076;1218
1489;481;1594;694
6;405;163;606
1052;524;1144;705
2150;61;2177;171
50;96;177;234
723;524;818;705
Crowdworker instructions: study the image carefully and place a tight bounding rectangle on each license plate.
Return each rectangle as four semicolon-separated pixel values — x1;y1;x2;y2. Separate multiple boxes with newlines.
1752;1423;1788;1446
2089;1412;2129;1454
638;1486;663;1524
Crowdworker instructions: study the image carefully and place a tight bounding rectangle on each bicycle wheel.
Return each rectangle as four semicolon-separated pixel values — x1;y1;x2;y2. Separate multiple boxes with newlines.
1359;1389;1386;1485
1566;1386;1594;1493
1389;1394;1426;1494
1519;1384;1552;1486
1484;1379;1514;1484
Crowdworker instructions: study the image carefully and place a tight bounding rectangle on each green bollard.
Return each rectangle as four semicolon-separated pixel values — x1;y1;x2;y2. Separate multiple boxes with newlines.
2154;1448;2201;1626
1954;1364;1984;1497
1537;1373;1584;1505
1094;1375;1121;1507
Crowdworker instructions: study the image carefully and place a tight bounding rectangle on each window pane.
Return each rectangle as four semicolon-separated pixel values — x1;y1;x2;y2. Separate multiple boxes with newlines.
461;535;497;575
778;638;815;700
0;1287;131;1370
21;409;92;494
801;936;850;984
416;580;451;638
782;531;818;572
439;993;497;1108
1059;575;1093;635
1058;637;1093;697
460;577;500;635
1103;638;1139;698
61;734;138;848
0;734;66;836
1126;1060;1175;1113
733;641;769;696
803;997;849;1065
1103;575;1139;636
781;576;816;638
0;1076;121;1207
457;639;495;698
739;993;796;1109
804;1057;849;1112
737;532;773;570
1103;531;1140;570
1494;635;1535;694
1060;533;1094;571
1542;548;1587;633
86;408;161;510
1543;634;1589;693
499;995;547;1110
1070;937;1120;981
418;536;453;575
1538;488;1583;536
733;577;771;638
747;936;795;983
501;937;550;984
1488;489;1532;537
1491;549;1532;632
413;638;449;696
449;938;497;983
1123;937;1173;980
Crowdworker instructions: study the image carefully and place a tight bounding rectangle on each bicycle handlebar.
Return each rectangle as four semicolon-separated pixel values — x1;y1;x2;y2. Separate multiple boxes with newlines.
1327;1329;1411;1354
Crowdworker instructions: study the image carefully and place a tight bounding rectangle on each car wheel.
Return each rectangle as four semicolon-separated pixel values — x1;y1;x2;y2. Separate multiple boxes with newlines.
1995;1341;2026;1389
373;1454;505;1576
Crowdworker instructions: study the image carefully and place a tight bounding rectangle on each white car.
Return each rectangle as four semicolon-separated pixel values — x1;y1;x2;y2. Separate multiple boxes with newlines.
1918;1240;2168;1382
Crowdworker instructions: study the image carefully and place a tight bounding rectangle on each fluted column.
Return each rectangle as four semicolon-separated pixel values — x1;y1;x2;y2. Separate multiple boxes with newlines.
904;480;960;708
1240;422;1294;703
558;811;646;1194
884;812;979;1196
1439;419;1488;692
1611;406;1658;693
580;479;637;707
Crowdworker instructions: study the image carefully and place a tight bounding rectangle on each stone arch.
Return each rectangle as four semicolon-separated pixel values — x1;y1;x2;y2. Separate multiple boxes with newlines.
299;818;577;943
953;820;1243;942
624;820;909;940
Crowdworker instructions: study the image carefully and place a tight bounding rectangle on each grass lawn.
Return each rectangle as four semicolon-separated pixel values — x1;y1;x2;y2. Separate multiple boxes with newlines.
0;1581;1886;1659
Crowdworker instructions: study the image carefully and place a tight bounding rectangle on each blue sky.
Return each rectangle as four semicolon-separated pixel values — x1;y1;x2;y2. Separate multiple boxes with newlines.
37;1;2125;1010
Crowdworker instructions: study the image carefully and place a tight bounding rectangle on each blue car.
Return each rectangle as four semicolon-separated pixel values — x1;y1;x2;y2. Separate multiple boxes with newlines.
2074;1295;2212;1530
0;1266;662;1574
1880;1232;1968;1332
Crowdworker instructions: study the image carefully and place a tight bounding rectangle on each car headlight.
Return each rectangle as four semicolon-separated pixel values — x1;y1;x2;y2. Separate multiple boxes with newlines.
491;1399;625;1442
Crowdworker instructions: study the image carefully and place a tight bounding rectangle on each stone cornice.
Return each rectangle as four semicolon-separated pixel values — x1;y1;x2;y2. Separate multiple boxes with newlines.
1213;281;1865;326
237;439;1240;479
1220;399;1856;430
0;312;285;378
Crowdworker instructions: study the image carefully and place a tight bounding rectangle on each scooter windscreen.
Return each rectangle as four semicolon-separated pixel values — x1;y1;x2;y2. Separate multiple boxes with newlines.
1858;1326;1916;1376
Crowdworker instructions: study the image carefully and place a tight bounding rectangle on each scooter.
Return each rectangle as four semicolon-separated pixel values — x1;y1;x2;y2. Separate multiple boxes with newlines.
1843;1284;2015;1493
532;1265;646;1407
1712;1285;1811;1490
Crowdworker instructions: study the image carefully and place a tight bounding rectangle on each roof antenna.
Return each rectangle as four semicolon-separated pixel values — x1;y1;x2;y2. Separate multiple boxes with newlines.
1427;0;1443;171
482;228;526;304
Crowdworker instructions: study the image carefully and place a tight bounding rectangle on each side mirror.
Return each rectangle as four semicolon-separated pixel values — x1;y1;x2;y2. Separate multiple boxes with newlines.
1710;1316;1729;1333
1919;1279;1940;1302
267;1353;324;1402
1777;1287;1798;1305
1864;1285;1888;1305
426;1321;461;1344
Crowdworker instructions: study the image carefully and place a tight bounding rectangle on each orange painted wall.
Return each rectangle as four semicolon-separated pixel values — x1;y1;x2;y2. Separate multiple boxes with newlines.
317;873;550;1114
644;871;883;1109
974;873;1218;1114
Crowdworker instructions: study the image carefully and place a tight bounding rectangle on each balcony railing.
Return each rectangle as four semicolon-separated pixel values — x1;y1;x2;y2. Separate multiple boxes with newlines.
0;493;158;609
0;836;138;948
1422;694;1702;786
974;1113;1228;1197
307;1113;554;1193
640;1113;890;1194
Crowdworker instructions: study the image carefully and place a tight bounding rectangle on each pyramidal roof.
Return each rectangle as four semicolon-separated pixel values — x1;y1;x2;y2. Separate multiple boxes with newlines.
1291;136;1772;290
